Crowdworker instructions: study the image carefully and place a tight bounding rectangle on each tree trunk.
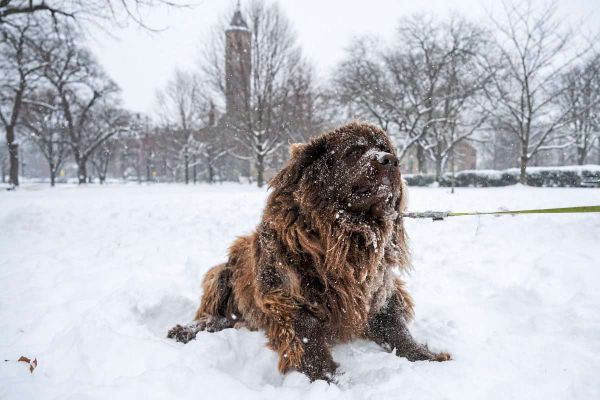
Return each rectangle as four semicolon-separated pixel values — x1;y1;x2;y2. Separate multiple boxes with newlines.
256;154;265;188
435;157;443;183
519;154;528;185
450;148;456;194
102;161;110;184
193;157;197;184
184;150;189;185
49;162;56;187
416;144;427;174
208;163;214;184
7;122;19;185
134;160;141;184
577;146;586;165
77;157;87;184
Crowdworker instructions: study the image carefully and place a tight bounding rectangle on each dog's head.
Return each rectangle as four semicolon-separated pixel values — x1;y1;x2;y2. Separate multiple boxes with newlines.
272;121;406;222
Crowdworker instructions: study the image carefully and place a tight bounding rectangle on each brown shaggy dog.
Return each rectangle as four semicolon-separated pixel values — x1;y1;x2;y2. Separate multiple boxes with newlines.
168;121;450;381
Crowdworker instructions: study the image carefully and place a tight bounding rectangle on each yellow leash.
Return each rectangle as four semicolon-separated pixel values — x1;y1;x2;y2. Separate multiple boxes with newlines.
402;205;600;221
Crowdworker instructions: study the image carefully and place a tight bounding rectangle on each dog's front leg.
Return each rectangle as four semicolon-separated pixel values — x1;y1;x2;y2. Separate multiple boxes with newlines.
293;309;338;382
264;295;337;382
366;293;450;362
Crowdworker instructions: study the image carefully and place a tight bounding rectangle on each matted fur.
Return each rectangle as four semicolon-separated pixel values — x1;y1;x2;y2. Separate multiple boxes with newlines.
168;121;449;381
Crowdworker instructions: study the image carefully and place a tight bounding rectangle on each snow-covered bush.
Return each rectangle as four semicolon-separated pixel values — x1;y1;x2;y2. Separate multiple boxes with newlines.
404;165;600;187
438;170;517;187
403;174;436;186
505;166;600;187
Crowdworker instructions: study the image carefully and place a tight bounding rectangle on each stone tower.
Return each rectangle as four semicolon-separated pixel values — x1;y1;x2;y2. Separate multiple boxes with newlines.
225;5;251;118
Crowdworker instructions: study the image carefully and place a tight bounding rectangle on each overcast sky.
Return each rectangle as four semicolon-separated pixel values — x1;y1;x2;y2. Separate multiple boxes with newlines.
88;0;599;114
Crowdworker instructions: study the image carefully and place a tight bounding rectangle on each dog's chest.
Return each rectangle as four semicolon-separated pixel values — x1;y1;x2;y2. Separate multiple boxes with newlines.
315;250;394;340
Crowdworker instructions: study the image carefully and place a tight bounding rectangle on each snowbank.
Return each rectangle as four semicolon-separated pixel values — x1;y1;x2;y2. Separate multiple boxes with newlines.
1;184;599;399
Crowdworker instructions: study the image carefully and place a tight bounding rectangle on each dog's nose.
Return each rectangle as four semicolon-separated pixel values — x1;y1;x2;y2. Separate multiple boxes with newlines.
373;152;398;168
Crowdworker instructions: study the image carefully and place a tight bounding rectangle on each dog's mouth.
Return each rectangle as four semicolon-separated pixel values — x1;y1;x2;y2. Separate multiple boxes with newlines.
349;174;397;216
353;173;394;196
354;176;392;196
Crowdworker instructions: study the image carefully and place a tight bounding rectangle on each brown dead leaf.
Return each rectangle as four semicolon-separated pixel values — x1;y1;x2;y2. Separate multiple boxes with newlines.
30;358;38;373
17;356;37;373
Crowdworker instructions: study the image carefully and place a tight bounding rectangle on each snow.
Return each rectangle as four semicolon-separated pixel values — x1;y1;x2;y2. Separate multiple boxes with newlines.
1;184;599;399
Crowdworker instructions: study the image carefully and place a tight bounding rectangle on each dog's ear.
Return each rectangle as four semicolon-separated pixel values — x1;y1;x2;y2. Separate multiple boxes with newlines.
289;143;307;158
270;138;327;189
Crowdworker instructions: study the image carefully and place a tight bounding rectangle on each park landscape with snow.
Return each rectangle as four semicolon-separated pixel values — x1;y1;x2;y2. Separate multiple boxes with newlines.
0;183;599;399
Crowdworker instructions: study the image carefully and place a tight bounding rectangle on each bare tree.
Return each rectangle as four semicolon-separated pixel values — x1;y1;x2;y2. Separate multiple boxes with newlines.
0;15;44;186
132;115;157;183
156;69;208;184
21;88;70;185
404;15;492;180
333;15;492;180
189;141;226;183
281;65;331;144
485;0;592;184
115;123;145;183
90;137;117;183
0;0;184;29
334;35;441;172
332;38;394;127
87;105;130;183
38;25;121;183
192;116;227;183
559;52;600;165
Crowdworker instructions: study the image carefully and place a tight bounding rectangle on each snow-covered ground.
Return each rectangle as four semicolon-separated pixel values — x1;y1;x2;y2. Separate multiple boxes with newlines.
1;184;599;400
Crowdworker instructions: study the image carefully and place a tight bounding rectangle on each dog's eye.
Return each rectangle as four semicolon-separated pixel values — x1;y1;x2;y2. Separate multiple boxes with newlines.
377;144;391;153
346;145;366;161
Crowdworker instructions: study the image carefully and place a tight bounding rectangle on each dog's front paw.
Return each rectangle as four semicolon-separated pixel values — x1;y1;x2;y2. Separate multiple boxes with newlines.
167;323;198;343
431;351;451;362
400;344;451;362
299;355;339;383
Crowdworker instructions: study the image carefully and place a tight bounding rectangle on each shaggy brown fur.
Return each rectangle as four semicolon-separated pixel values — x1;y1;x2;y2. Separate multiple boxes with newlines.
168;121;450;381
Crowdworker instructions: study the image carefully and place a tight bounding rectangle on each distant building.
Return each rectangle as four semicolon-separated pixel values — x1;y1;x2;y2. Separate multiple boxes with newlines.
453;141;477;171
225;7;251;118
